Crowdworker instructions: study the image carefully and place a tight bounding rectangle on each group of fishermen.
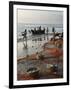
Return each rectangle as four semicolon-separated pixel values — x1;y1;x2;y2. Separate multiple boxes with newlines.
21;26;63;39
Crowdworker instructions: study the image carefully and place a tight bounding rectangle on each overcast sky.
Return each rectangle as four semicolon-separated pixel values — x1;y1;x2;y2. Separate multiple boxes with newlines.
17;9;63;25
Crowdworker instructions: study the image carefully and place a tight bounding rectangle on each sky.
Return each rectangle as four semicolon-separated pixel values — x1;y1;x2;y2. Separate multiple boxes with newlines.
17;9;63;25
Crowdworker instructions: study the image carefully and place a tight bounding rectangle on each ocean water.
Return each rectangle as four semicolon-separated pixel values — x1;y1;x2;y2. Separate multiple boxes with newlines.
17;24;63;58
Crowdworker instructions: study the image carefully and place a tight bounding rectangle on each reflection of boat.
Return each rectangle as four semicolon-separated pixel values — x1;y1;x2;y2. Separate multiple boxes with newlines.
31;26;45;35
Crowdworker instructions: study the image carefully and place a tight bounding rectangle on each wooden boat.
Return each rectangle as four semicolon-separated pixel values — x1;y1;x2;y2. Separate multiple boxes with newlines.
31;26;45;35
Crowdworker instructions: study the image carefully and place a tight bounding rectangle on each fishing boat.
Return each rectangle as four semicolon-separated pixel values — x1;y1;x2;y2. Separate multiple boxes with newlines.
31;26;45;35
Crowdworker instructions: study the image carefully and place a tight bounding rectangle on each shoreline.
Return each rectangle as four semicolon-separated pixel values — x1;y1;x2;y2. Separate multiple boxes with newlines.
17;32;62;42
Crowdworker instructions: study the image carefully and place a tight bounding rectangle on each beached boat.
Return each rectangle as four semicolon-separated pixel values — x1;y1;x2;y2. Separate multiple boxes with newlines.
31;26;45;35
